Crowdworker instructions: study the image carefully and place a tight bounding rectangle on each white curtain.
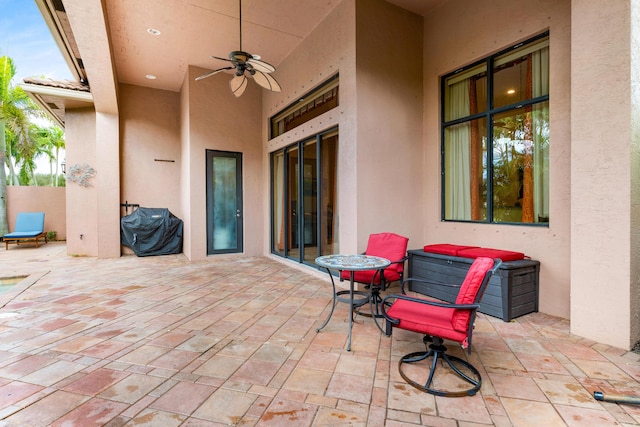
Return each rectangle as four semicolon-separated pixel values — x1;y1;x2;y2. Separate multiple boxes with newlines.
445;80;471;219
273;152;284;250
532;47;550;222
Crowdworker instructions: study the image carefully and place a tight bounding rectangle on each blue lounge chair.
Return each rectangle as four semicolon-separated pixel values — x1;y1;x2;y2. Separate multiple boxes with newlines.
3;212;47;250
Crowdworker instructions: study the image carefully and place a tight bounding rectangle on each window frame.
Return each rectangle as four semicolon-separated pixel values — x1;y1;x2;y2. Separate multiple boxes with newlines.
440;32;550;226
270;74;339;139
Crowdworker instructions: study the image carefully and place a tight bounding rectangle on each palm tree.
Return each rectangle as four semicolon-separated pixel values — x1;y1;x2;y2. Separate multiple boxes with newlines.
0;56;41;234
33;124;65;186
49;126;65;187
4;126;20;185
0;55;16;236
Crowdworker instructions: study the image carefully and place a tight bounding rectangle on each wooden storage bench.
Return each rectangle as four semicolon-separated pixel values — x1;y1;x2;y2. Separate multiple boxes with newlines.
407;249;540;321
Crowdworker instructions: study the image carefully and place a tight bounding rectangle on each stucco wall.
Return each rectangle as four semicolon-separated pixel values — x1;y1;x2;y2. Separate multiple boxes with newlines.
262;0;423;254
571;0;640;349
355;0;423;249
422;0;572;319
632;0;640;349
6;186;66;241
119;84;182;216
263;0;356;253
184;65;263;260
64;108;99;257
179;75;192;259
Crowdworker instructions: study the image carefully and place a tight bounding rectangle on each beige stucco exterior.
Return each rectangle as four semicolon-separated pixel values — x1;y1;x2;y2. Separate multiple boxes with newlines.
6;187;66;242
570;1;640;347
422;1;572;318
31;0;640;350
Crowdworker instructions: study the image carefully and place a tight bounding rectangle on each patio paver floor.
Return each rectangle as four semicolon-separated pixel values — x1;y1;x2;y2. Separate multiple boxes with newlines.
0;242;639;426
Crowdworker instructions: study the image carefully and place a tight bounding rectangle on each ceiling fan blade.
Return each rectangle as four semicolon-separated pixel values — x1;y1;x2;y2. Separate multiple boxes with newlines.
248;58;276;73
211;55;232;62
252;70;282;92
230;74;248;97
195;67;233;81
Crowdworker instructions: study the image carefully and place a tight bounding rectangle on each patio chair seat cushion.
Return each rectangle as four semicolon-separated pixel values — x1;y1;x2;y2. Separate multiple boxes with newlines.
342;268;402;285
3;212;45;239
385;298;468;343
4;230;45;238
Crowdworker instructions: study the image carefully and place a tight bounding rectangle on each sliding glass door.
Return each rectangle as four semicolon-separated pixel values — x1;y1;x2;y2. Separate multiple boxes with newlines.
271;128;338;264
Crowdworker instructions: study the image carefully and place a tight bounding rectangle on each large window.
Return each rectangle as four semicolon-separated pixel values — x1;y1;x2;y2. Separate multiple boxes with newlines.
442;33;549;224
270;75;339;139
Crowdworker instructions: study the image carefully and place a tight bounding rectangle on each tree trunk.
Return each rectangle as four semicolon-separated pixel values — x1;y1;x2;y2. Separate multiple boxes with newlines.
0;119;8;236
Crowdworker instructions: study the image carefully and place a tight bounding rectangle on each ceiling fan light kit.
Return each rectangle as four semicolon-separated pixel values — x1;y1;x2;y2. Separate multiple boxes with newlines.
195;0;282;97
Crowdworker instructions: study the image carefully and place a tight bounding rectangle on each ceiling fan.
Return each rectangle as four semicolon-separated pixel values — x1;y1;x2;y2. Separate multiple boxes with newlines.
195;0;282;97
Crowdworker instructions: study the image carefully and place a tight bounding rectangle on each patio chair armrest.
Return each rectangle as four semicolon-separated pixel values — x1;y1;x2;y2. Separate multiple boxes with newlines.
381;293;480;311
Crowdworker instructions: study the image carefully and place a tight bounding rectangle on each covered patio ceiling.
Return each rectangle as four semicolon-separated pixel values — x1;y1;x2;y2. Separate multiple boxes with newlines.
37;0;444;94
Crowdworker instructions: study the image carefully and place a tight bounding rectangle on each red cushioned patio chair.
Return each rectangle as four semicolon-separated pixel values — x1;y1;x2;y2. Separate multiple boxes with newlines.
381;257;501;397
340;232;409;320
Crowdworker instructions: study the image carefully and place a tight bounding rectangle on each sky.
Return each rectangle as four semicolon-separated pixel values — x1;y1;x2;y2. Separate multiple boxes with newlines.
0;0;72;174
0;0;73;83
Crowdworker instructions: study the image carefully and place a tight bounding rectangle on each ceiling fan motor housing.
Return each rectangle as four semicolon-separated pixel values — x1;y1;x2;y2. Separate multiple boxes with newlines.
230;51;252;63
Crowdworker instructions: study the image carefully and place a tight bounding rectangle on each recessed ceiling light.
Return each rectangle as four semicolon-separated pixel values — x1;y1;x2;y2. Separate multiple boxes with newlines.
145;74;157;80
147;28;161;36
507;89;516;95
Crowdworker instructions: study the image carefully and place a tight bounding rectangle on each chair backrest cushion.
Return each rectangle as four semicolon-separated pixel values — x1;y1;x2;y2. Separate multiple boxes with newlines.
15;212;45;233
451;257;495;332
365;232;409;274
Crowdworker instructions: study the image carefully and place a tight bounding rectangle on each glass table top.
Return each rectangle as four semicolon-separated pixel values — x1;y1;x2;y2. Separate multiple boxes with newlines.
315;254;390;271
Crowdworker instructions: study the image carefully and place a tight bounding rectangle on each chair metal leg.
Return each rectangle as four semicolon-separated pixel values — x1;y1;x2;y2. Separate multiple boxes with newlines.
398;338;482;397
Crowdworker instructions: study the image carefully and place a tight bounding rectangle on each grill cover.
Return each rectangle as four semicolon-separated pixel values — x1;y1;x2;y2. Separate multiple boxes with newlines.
121;207;183;256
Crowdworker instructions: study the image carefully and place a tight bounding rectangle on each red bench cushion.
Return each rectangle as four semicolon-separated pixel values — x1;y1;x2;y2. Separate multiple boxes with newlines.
422;244;479;256
456;247;525;262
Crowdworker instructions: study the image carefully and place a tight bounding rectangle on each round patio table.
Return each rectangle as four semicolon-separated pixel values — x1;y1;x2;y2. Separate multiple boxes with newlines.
315;254;390;351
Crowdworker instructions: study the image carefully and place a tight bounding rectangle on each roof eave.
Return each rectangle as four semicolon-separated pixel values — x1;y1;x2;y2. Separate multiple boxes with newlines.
20;83;94;128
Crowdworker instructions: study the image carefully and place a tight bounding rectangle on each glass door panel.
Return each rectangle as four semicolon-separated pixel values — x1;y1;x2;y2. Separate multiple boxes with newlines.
206;150;243;254
301;140;317;263
286;146;299;259
272;151;285;256
319;130;338;256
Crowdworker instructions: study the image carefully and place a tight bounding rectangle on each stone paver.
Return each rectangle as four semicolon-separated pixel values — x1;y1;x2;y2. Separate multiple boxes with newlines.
0;242;637;426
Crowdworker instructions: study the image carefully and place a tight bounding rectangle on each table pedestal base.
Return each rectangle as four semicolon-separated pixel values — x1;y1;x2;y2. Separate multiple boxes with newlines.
315;255;391;351
316;271;369;351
